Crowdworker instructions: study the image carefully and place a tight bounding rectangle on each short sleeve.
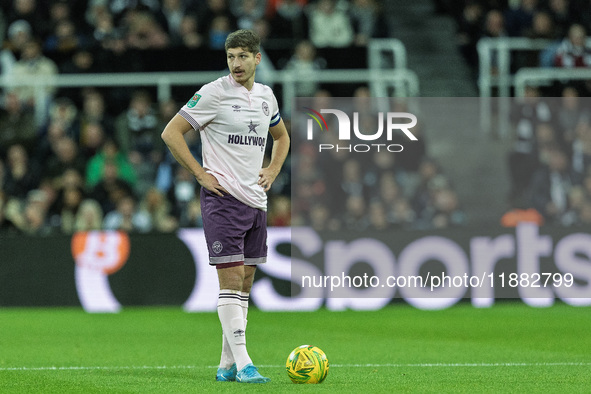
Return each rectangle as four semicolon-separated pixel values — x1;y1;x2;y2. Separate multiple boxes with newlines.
178;81;221;131
269;92;281;127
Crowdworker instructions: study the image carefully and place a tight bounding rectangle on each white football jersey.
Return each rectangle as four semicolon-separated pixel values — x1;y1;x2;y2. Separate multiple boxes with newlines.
179;74;281;210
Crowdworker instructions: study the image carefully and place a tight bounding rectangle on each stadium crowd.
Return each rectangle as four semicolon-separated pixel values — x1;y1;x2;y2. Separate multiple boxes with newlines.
441;0;591;77
438;0;591;226
1;0;589;235
0;0;403;235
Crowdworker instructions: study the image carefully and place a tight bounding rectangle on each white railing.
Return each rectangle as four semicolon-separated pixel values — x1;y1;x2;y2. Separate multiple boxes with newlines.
477;37;558;138
369;38;407;70
477;36;591;138
368;38;409;97
0;69;419;124
514;67;591;97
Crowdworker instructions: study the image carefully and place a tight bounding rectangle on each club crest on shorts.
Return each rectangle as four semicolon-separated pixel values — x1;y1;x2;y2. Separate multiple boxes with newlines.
187;93;202;108
212;240;223;254
262;101;269;116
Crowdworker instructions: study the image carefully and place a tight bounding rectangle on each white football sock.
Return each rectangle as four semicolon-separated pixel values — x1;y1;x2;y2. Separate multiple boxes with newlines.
218;289;252;371
240;291;249;328
219;334;234;369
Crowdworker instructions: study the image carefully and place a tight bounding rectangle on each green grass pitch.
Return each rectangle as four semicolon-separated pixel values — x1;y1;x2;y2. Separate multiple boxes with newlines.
0;302;589;393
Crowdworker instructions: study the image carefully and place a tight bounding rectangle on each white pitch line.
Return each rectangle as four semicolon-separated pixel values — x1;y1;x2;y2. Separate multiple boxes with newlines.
0;362;589;372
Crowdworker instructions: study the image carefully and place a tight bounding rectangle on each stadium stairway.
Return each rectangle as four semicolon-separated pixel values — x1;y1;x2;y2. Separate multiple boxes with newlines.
384;0;512;226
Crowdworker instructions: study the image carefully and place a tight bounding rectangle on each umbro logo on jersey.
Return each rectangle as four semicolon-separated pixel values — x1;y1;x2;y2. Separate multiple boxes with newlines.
232;105;241;112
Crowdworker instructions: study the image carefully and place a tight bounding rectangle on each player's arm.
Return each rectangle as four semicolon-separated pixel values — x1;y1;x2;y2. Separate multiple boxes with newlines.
258;118;290;192
161;114;225;196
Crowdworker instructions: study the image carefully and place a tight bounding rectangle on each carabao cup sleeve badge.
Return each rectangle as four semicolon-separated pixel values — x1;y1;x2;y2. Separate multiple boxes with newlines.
187;93;202;108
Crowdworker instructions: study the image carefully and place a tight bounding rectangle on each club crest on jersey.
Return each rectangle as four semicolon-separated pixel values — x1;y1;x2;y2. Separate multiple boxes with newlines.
262;101;269;116
212;241;223;254
186;93;202;108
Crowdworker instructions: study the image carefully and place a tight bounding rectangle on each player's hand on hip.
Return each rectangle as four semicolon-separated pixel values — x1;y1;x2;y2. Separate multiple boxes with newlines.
258;167;279;192
197;173;227;197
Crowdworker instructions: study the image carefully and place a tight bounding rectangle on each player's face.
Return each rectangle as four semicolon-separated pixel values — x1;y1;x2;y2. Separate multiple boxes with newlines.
227;48;261;89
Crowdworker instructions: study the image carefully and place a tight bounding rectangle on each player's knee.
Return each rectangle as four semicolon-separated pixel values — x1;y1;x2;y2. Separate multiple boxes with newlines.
217;265;245;290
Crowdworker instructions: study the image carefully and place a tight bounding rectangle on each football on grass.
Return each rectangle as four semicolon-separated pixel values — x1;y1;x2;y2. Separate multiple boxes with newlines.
286;345;329;384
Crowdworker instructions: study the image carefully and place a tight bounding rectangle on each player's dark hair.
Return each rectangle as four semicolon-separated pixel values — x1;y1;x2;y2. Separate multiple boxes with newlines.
225;29;260;54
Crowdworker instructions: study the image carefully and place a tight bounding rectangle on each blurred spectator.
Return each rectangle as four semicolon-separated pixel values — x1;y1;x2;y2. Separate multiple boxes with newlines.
198;0;237;42
59;50;101;77
50;185;85;233
3;188;52;235
2;143;40;199
557;86;587;147
45;97;80;140
78;89;115;142
74;198;104;231
8;39;59;110
44;19;91;60
0;189;12;232
251;18;276;87
79;121;107;162
349;0;382;45
529;147;575;223
504;0;538;37
125;10;170;50
115;89;162;196
340;158;365;198
377;172;403;207
177;13;203;49
230;0;266;30
57;167;85;191
570;118;591;179
270;0;308;42
138;187;178;232
522;11;559;67
156;0;190;45
103;194;151;232
411;159;445;224
165;166;198;227
554;24;591;67
368;200;390;230
269;194;291;226
389;197;416;229
0;90;38;156
109;0;160;21
5;0;46;38
430;187;466;228
456;1;484;69
97;30;143;73
44;136;87;183
525;11;557;39
307;0;354;48
484;8;507;39
183;197;203;228
208;15;233;49
342;194;369;230
546;0;573;38
115;89;159;154
283;40;325;96
87;3;121;45
507;86;552;203
0;19;33;77
89;160;135;215
86;138;136;190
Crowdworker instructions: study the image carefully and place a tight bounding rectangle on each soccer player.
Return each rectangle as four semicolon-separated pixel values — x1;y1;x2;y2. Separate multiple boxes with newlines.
161;29;290;383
